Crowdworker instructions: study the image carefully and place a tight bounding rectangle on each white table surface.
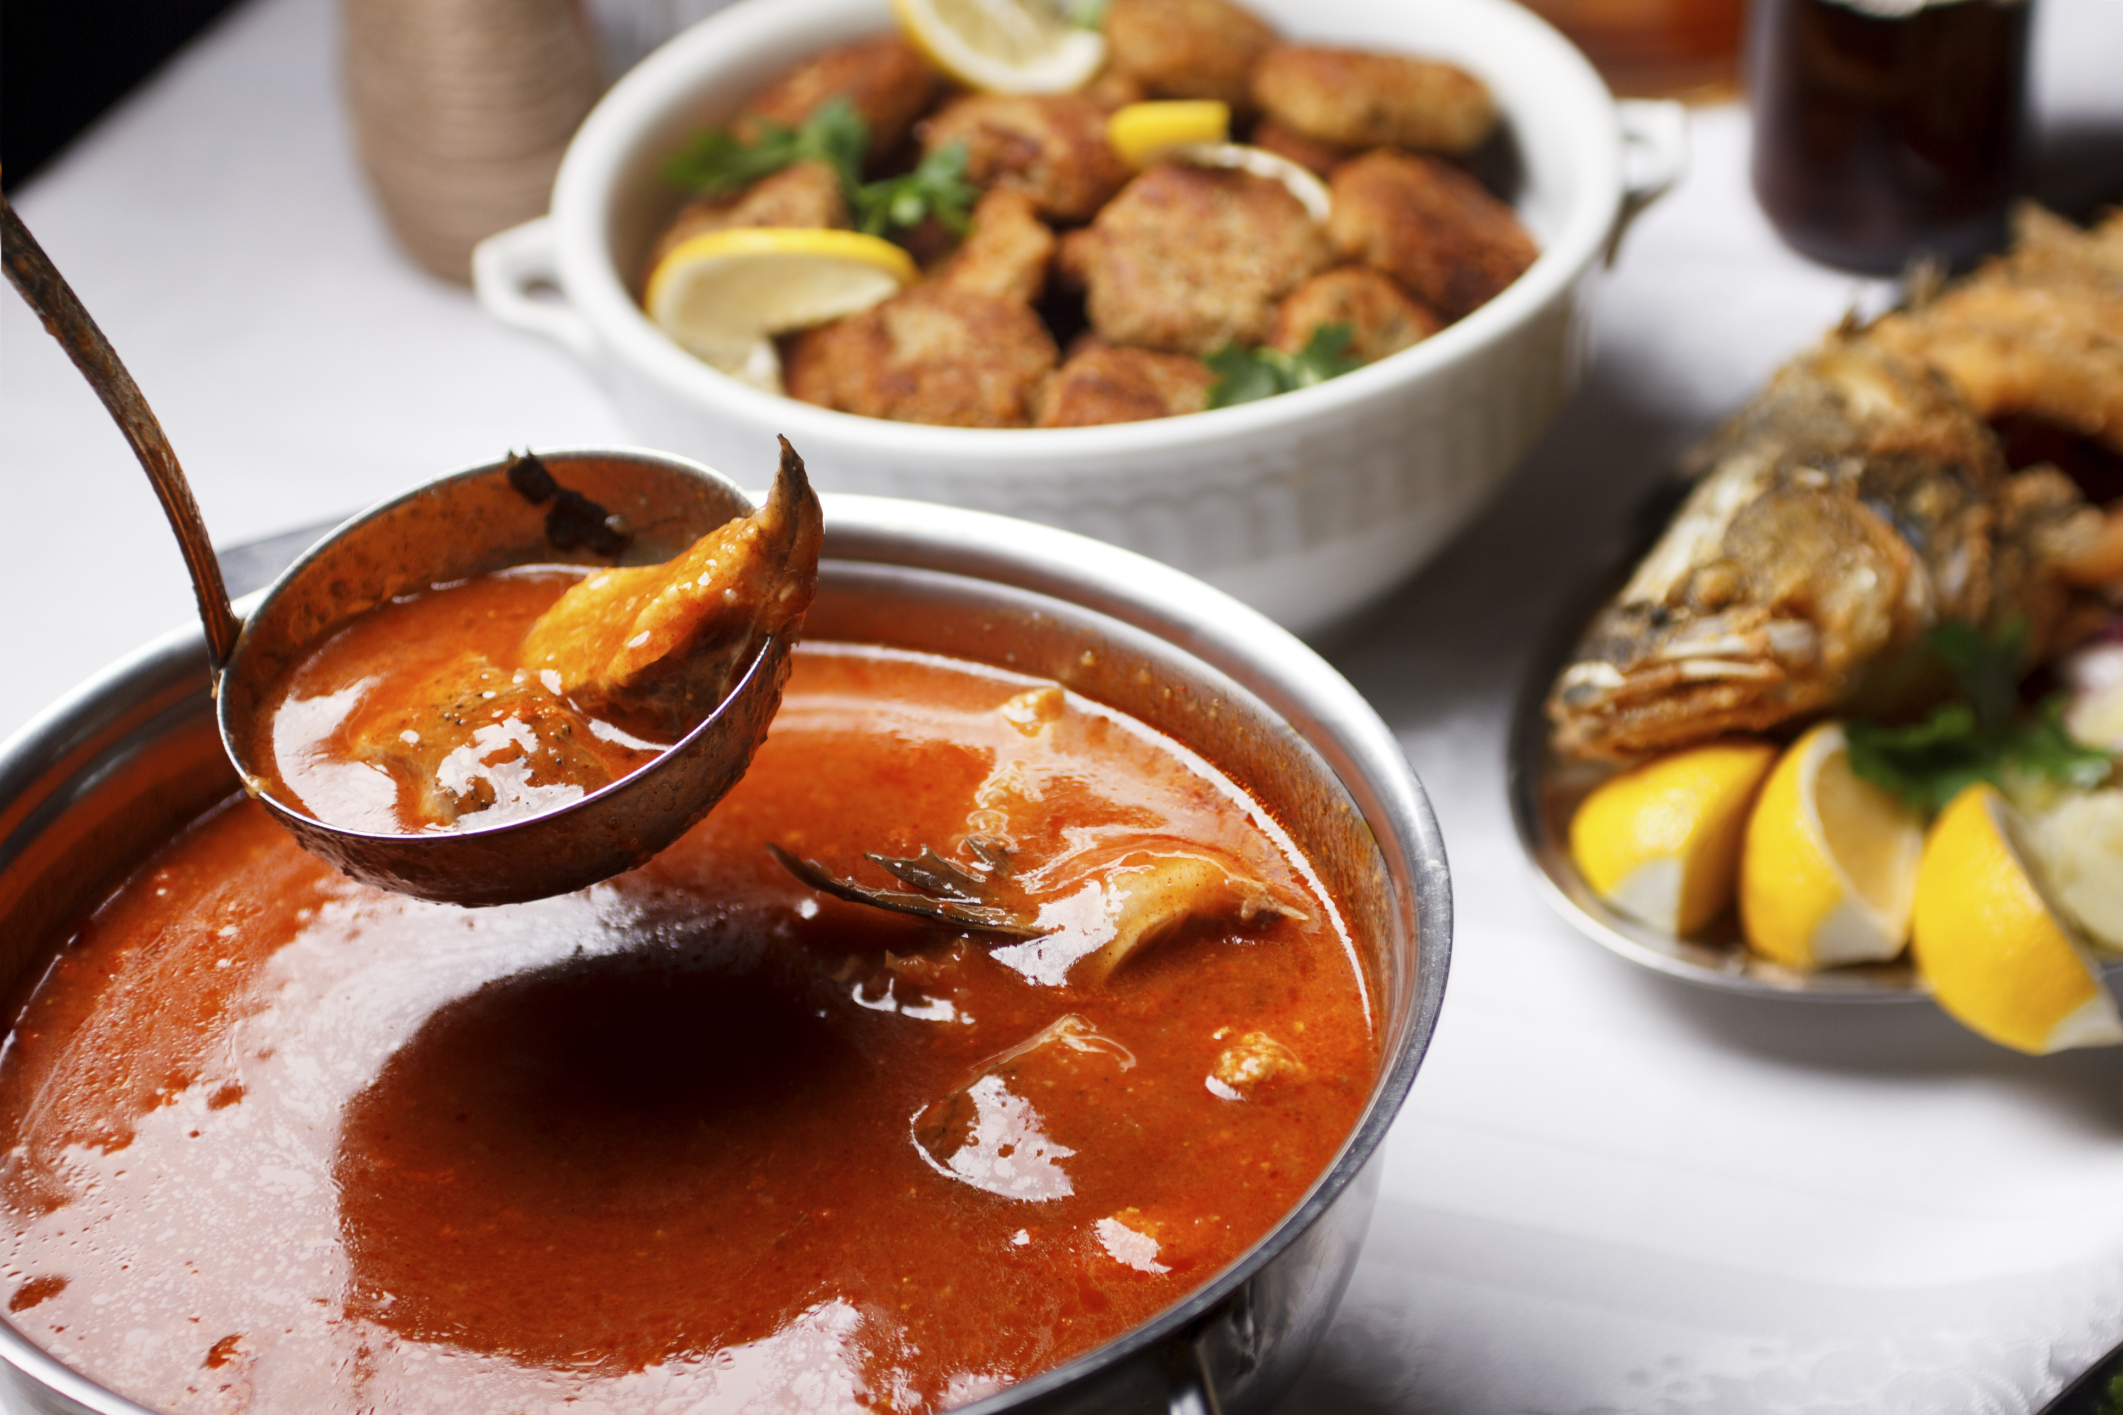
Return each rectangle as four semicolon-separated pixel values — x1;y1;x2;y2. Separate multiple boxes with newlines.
4;0;2122;1410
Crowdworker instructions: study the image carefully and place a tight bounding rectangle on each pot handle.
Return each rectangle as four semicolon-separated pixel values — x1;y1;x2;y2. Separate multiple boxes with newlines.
1606;98;1689;266
1167;1335;1223;1415
472;215;596;362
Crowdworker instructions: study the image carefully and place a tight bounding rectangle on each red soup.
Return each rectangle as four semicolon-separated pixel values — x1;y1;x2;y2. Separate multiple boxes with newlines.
0;642;1376;1413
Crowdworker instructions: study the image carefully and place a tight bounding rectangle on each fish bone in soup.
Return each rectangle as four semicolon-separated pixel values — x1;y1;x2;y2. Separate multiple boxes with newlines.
0;644;1377;1413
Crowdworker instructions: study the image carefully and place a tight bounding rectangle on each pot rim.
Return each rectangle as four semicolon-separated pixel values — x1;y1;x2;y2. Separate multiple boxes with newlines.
545;0;1620;463
0;490;1451;1414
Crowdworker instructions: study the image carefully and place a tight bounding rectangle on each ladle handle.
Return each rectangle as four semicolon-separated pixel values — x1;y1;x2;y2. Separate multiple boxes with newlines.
0;189;243;667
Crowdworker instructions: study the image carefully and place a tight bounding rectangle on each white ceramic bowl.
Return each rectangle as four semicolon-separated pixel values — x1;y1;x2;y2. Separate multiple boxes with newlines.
475;0;1684;634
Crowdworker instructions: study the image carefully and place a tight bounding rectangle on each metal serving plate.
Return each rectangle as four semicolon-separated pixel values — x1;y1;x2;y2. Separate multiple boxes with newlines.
1507;478;2123;1001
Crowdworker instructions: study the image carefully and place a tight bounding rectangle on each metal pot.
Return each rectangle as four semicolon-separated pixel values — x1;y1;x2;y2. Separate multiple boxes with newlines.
0;487;1450;1415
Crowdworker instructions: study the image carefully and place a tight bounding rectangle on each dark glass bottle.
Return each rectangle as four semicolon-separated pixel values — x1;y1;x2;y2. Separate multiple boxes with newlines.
1749;0;2033;273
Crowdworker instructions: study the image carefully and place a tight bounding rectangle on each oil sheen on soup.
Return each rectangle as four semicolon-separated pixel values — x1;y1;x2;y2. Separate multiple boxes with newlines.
0;644;1377;1414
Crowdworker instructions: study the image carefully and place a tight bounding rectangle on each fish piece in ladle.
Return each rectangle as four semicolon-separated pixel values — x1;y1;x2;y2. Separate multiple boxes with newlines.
263;441;823;834
521;436;827;737
346;653;616;827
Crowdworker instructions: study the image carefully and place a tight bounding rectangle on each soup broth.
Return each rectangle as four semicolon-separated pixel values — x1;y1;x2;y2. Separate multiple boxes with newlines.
1;646;1376;1413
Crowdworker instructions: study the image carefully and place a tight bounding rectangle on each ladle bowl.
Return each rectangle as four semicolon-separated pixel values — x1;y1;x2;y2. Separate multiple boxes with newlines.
3;188;797;906
221;450;792;906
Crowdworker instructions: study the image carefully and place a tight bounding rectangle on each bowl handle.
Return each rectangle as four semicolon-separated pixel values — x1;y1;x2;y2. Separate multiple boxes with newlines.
1606;99;1689;266
472;216;597;362
1166;1335;1222;1415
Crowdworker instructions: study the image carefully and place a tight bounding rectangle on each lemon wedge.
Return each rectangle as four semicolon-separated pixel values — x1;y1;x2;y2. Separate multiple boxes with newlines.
2021;788;2123;955
645;228;917;390
1911;783;2123;1054
1568;740;1777;936
1738;723;1923;970
892;0;1106;94
1108;101;1231;167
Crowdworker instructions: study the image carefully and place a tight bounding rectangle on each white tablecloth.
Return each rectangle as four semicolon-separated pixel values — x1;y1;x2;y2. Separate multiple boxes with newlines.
4;0;2122;1408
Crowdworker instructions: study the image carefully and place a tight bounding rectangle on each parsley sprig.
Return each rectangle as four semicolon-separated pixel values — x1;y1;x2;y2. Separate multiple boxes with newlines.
662;98;867;198
1845;620;2114;816
852;143;980;238
661;98;977;241
1203;324;1366;409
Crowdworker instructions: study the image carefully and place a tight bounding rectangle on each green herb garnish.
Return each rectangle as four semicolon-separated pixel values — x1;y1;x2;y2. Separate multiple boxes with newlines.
2097;1370;2123;1415
1203;324;1366;409
662;96;867;198
1845;619;2114;815
852;142;980;238
662;98;978;241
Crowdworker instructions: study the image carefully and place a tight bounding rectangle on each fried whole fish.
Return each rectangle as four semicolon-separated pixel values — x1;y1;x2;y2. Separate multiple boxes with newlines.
1547;332;2100;760
1869;205;2123;454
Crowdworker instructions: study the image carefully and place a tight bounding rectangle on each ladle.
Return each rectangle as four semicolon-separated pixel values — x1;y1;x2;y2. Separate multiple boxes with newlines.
1;191;803;906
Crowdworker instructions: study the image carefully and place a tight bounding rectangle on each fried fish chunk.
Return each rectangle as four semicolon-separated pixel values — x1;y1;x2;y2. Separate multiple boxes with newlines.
934;188;1057;305
1252;45;1497;155
520;439;825;737
734;32;940;157
1058;162;1331;353
919;93;1131;223
786;284;1059;426
1270;265;1443;362
1035;339;1216;426
1546;334;2101;760
1869;205;2123;454
1104;0;1277;109
1083;62;1152;111
1327;148;1537;322
1249;118;1350;178
786;189;1062;427
648;160;850;271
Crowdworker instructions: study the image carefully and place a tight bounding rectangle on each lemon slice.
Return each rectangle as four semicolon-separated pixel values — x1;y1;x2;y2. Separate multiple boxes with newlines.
1108;101;1230;168
645;228;917;390
893;0;1106;94
1911;783;2123;1054
1738;723;1923;970
1568;740;1777;936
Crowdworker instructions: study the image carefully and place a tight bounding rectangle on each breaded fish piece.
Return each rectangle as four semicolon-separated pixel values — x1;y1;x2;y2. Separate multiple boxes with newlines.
1252;45;1497;155
1546;334;2100;760
1084;63;1151;111
1270;265;1443;362
735;32;939;157
786;284;1059;427
1869;205;2123;453
1328;149;1537;322
520;440;825;737
936;188;1056;305
1104;0;1277;109
1059;162;1331;354
1249;118;1350;178
1036;340;1216;426
648;160;849;271
920;93;1131;223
